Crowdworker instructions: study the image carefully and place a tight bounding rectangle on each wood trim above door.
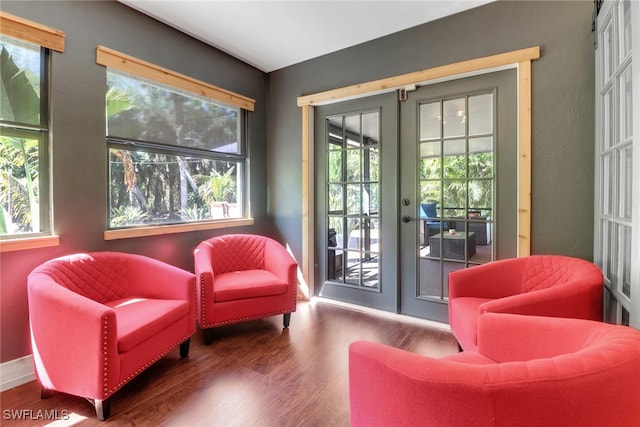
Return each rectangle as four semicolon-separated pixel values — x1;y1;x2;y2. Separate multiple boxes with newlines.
298;46;540;296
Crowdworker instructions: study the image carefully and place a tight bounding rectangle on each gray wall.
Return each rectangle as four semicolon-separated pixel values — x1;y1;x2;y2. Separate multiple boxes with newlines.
0;0;269;362
268;0;596;270
1;0;596;363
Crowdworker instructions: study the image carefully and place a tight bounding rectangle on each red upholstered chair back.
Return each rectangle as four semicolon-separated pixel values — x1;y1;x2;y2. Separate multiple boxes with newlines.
204;234;267;274
349;314;640;427
520;255;601;293
31;252;130;304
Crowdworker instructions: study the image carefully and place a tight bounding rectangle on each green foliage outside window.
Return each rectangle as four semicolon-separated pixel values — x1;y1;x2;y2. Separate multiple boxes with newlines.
0;37;44;235
420;150;493;218
107;70;244;228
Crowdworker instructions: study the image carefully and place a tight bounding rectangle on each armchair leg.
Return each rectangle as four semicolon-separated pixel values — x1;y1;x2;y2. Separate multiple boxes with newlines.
203;328;215;346
179;338;190;357
94;398;111;421
40;387;53;399
283;313;291;328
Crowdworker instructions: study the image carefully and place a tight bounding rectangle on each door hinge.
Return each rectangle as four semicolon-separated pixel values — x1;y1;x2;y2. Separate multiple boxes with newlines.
398;84;417;102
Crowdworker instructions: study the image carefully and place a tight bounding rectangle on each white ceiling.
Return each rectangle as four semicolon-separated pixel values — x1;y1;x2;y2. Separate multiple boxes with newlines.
118;0;495;72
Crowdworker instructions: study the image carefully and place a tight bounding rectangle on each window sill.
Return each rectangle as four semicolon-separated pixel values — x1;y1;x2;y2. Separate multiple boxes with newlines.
0;235;60;253
104;218;255;240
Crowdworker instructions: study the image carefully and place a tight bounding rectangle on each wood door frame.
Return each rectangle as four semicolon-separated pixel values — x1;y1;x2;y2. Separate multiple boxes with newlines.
297;46;540;297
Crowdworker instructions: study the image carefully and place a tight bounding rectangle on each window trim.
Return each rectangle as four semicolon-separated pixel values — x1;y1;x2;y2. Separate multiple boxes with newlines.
0;12;64;252
0;11;65;52
99;47;255;237
104;218;254;240
96;46;254;111
0;235;59;253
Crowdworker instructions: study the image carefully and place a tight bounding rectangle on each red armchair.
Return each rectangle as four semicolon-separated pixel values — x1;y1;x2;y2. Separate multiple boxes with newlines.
448;255;603;350
349;313;640;427
194;234;297;344
27;252;196;420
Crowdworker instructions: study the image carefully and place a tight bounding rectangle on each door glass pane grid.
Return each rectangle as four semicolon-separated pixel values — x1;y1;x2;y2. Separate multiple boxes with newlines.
325;111;380;289
618;144;633;220
609;221;620;287
417;92;495;301
620;64;633;141
603;88;614;149
619;0;632;61
605;221;632;302
601;153;615;216
596;0;634;319
599;219;613;285
603;15;615;84
621;224;632;298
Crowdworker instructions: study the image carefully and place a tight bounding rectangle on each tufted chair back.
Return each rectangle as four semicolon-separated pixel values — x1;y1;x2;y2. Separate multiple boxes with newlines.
31;252;130;304
204;234;267;274
520;255;596;293
350;313;640;427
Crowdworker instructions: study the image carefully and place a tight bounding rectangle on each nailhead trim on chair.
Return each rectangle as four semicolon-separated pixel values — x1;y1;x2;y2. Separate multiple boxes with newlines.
100;305;194;399
200;273;207;327
102;332;193;398
102;316;109;394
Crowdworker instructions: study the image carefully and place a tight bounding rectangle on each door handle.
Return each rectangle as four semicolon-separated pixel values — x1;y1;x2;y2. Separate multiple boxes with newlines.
401;215;411;223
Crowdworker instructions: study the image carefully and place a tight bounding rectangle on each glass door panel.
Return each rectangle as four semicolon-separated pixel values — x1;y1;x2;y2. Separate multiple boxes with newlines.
400;70;517;322
316;93;399;312
315;71;518;322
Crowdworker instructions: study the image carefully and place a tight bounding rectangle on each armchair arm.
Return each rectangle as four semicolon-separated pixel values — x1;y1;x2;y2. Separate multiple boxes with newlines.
349;341;491;427
477;313;605;362
448;257;527;300
263;239;297;286
194;242;215;325
28;273;120;399
479;280;602;321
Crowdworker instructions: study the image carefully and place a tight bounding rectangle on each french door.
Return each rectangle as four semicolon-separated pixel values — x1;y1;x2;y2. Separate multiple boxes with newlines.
315;94;399;312
315;71;517;322
594;0;639;328
399;70;517;320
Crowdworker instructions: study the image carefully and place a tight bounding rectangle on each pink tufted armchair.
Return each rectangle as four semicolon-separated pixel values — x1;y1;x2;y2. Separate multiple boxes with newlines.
27;252;196;420
448;255;603;350
349;313;640;427
194;234;297;344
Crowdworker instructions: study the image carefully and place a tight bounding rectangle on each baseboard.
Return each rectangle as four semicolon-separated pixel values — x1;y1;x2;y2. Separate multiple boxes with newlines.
1;355;35;392
312;297;452;332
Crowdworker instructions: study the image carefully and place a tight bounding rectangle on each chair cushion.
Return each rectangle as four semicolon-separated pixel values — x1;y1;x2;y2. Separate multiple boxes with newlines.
449;297;491;349
214;270;288;302
106;298;190;353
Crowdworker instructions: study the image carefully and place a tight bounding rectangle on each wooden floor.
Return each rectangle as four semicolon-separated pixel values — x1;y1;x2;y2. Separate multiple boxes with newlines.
1;299;459;426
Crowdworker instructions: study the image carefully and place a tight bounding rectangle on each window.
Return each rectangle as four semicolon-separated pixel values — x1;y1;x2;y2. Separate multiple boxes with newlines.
0;35;49;237
0;12;64;250
98;47;255;232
